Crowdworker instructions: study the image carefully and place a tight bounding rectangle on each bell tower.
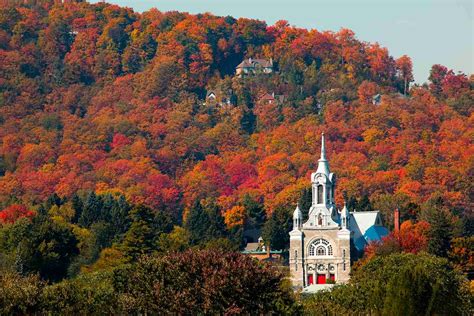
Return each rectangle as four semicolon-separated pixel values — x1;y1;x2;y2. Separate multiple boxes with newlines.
306;133;338;228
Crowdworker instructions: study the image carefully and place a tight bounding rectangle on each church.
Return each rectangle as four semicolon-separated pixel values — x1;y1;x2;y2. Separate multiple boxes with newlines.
289;134;388;290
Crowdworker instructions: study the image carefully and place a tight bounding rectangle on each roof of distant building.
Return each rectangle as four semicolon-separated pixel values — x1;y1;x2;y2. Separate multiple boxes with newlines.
236;58;273;69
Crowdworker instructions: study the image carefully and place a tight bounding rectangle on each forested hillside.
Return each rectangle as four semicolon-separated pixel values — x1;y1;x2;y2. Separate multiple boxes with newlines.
0;0;472;286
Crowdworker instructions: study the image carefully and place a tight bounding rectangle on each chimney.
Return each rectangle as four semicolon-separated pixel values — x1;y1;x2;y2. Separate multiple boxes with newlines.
394;208;400;234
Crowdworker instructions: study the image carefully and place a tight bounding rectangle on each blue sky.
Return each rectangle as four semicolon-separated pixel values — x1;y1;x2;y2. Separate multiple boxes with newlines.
90;0;473;83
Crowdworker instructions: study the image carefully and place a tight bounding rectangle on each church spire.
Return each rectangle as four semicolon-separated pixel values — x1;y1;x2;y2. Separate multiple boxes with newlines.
320;132;326;160
316;133;330;175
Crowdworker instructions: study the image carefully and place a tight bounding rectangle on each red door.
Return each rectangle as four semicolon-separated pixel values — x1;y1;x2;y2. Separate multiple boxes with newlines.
307;274;314;285
330;274;335;281
317;274;326;284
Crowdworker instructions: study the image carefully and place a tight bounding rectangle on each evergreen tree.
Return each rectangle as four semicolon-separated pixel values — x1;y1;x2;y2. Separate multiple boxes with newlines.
120;205;157;259
242;194;266;228
119;205;172;259
204;201;226;240
16;217;79;282
71;193;83;224
109;195;131;238
185;200;209;245
421;199;454;258
45;193;62;211
79;192;103;228
262;207;291;250
298;187;312;221
185;200;227;246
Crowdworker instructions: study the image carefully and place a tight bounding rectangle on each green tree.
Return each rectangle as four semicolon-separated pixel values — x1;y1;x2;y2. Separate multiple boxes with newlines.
303;253;471;315
420;196;456;257
262;207;291;250
298;187;312;221
242;194;266;228
16;217;79;282
119;205;172;259
78;192;103;228
185;199;226;245
112;250;300;314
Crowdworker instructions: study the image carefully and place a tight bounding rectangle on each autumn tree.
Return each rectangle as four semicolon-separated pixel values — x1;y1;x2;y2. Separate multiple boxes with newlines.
395;55;413;95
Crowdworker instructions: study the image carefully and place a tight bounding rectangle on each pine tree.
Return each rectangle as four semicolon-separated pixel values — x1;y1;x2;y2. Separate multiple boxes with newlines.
79;191;102;227
420;196;454;258
185;200;209;245
242;194;266;228
262;207;291;250
120;205;157;259
298;187;312;221
71;193;83;224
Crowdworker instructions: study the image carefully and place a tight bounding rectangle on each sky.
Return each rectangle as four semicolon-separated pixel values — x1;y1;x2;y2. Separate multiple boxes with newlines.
90;0;473;83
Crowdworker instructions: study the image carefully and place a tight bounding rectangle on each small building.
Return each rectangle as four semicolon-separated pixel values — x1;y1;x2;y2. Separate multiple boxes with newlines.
372;94;382;105
204;89;235;107
289;134;388;292
258;92;285;106
242;236;284;262
236;58;273;77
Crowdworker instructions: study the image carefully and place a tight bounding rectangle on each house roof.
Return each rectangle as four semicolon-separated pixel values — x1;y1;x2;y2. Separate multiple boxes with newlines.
236;58;273;69
244;242;260;252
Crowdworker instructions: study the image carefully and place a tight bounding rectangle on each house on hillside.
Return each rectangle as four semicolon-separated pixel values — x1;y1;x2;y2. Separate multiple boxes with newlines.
289;134;389;292
204;89;235;107
372;94;382;105
257;92;286;106
235;58;273;77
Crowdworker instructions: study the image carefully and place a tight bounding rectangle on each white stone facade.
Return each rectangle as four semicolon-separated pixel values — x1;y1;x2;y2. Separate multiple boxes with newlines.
289;134;388;289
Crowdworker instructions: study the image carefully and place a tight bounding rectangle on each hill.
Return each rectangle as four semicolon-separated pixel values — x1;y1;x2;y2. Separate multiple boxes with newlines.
0;1;472;240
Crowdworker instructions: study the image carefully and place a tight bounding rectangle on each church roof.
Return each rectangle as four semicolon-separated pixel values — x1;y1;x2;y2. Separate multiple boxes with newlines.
351;211;380;235
350;211;388;251
364;225;389;243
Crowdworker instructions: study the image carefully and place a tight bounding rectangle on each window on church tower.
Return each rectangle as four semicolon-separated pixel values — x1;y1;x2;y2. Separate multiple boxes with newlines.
317;185;323;204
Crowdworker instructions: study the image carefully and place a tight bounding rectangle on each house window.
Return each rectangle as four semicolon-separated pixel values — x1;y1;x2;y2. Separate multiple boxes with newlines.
317;185;323;204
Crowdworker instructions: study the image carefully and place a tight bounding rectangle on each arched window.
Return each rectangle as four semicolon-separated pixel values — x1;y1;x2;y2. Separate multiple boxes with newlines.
309;238;333;257
318;214;323;226
316;246;326;256
317;185;323;204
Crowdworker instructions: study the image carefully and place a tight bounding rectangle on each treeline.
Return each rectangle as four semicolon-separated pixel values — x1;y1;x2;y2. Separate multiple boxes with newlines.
1;249;299;315
0;192;268;282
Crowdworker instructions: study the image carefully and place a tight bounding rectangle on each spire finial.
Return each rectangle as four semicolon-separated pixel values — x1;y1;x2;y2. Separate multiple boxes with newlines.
320;132;326;160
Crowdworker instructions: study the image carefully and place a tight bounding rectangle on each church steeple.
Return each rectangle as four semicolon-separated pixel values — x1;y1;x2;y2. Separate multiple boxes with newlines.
316;133;330;176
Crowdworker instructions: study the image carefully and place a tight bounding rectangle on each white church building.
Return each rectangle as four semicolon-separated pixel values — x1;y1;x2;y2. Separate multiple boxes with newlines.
289;134;388;290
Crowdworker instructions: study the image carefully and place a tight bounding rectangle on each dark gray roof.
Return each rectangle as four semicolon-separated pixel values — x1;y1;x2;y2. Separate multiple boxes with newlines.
236;58;273;69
